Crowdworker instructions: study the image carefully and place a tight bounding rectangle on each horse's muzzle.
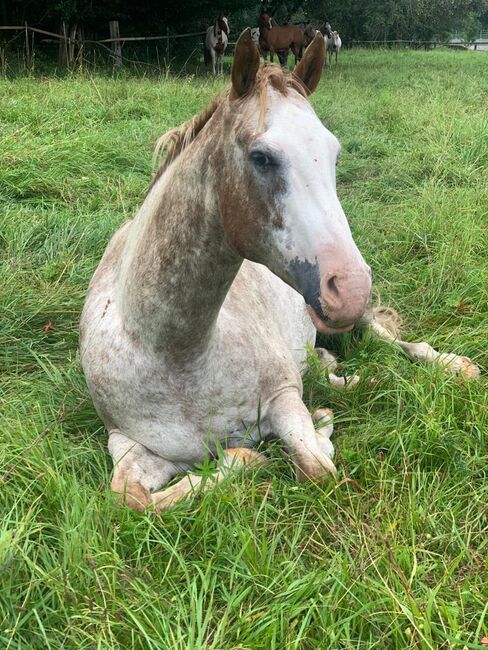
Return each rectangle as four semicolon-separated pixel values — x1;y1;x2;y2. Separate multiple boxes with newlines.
289;256;371;333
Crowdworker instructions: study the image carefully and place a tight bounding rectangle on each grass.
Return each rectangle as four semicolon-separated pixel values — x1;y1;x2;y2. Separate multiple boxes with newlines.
0;49;487;649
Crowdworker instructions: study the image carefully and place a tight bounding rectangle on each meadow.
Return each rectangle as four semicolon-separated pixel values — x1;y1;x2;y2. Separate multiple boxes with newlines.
0;49;487;649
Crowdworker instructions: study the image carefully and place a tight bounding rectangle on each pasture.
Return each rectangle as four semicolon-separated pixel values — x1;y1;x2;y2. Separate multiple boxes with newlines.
1;48;487;649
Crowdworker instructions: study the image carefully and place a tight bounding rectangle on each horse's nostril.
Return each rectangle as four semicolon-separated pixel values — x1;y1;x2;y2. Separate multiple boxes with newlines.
326;275;340;297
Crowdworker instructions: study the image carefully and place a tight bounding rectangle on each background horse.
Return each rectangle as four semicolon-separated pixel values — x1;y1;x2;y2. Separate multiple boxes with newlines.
204;14;229;74
327;31;342;64
258;11;304;64
301;23;316;48
320;23;342;64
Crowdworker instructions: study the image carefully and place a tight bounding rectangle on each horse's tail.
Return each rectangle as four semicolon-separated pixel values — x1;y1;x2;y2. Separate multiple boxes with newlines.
365;305;402;338
203;41;211;66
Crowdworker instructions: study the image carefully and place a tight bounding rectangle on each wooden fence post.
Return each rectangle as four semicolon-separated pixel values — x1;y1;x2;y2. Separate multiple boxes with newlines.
109;20;122;67
24;22;31;68
59;21;68;66
68;22;77;65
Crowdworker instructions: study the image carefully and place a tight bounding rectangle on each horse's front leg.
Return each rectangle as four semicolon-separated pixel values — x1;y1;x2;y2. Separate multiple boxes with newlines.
268;390;337;481
293;45;300;65
315;348;361;389
364;307;480;379
269;47;274;63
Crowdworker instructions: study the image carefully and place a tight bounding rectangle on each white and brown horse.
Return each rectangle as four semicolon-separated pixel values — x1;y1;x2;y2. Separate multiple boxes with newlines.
80;30;479;511
204;14;229;75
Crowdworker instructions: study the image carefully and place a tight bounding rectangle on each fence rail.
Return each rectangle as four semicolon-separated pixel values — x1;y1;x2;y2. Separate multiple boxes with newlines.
0;23;487;73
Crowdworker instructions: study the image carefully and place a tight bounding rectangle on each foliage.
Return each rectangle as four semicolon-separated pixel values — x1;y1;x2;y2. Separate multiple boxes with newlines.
1;0;488;42
460;11;483;44
1;49;487;648
305;0;488;42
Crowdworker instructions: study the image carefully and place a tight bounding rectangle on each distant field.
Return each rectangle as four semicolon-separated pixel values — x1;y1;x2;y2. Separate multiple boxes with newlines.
0;49;487;649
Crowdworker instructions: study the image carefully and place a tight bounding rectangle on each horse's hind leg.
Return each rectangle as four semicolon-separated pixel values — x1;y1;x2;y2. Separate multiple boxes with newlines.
149;448;266;511
109;431;178;511
364;307;480;379
109;432;266;511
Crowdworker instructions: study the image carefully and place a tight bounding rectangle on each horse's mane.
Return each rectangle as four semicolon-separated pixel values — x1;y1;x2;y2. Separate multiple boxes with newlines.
152;64;308;184
153;97;222;181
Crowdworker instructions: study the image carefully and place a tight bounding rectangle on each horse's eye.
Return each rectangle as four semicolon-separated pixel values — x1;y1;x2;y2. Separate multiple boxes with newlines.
250;151;276;169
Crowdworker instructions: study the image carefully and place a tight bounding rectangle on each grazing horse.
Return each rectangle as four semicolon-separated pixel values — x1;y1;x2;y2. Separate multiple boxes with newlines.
204;14;229;75
80;30;479;511
259;11;304;64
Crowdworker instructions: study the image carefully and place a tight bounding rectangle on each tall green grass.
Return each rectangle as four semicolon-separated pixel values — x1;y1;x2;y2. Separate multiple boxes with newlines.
0;49;487;649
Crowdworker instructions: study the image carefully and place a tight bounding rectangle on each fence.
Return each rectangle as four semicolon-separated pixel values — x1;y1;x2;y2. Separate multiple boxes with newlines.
1;23;487;74
0;22;230;73
348;37;488;50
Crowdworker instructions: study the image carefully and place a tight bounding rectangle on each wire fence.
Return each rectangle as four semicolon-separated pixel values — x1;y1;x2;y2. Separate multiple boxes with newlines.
0;23;487;75
0;23;243;74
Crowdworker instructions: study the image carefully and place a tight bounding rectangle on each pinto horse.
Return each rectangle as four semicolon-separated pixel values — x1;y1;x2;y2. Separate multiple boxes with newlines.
259;11;304;64
81;30;479;511
204;14;229;75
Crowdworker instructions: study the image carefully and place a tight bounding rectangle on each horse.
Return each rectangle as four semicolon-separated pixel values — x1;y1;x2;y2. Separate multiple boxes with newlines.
326;31;342;64
301;23;317;48
258;11;304;64
204;14;229;75
252;23;289;67
251;27;260;46
320;23;341;64
80;30;479;512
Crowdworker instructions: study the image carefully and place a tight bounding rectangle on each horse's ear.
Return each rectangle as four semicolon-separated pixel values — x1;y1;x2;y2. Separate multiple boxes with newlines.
292;31;325;96
231;28;260;99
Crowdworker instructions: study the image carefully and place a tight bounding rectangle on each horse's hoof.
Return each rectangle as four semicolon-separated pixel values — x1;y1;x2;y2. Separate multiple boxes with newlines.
438;353;480;379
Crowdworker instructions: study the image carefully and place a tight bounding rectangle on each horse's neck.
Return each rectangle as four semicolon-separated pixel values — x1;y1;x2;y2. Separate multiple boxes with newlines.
117;146;241;356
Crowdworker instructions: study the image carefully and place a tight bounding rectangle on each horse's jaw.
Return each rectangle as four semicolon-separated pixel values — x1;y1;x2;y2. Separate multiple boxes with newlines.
306;305;355;335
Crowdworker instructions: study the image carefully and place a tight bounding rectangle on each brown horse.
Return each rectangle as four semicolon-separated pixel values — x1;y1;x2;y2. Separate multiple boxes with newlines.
259;11;304;64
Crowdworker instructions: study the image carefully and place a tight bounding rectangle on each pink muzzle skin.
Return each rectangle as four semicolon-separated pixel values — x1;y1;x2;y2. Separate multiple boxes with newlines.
310;266;372;334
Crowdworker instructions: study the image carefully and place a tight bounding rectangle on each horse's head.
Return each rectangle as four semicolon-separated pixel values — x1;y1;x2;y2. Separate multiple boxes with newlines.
217;29;371;333
217;14;229;36
302;23;316;47
259;12;273;30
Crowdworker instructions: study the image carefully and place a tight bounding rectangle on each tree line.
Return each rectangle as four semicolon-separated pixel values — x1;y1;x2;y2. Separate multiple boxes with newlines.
2;0;487;43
